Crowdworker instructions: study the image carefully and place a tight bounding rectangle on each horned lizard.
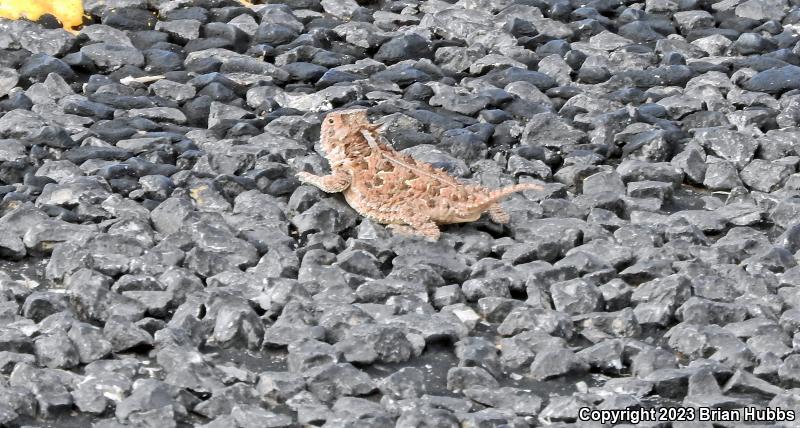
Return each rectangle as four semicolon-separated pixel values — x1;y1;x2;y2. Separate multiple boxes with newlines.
296;108;543;241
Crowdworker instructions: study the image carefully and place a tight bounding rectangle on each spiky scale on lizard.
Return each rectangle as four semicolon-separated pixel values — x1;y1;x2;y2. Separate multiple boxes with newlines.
296;108;544;241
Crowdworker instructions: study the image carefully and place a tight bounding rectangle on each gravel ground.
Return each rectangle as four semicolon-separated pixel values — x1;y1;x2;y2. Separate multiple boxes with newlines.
1;0;800;426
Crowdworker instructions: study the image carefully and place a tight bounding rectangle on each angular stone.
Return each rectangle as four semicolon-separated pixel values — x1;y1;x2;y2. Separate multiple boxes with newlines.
80;43;145;70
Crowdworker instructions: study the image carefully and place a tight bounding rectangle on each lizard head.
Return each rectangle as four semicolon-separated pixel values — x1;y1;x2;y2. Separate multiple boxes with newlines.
320;108;373;158
321;108;368;142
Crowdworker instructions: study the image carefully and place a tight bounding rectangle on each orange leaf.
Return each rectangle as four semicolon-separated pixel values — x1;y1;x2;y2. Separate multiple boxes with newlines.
0;0;85;32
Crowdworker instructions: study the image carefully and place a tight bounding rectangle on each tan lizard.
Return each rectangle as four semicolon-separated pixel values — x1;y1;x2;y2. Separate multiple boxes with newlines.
296;108;543;241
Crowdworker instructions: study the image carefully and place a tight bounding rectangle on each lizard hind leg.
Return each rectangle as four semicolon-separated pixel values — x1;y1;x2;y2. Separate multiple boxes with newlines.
387;224;417;237
408;211;441;241
416;221;441;241
488;203;510;224
387;221;441;241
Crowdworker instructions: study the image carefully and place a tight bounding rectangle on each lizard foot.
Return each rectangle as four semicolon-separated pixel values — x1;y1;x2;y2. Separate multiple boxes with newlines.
387;223;441;241
488;203;510;224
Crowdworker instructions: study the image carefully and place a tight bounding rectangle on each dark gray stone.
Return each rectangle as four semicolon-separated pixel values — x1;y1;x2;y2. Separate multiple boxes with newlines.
550;278;603;315
81;43;145;69
263;301;325;346
305;363;376;403
446;366;499;392
336;324;415;364
37;177;112;207
9;363;73;417
694;128;758;169
740;159;794;192
770;196;800;228
291;197;359;237
743;65;800;94
103;315;153;352
378;367;426;400
115;379;184;423
72;371;132;414
19;53;75;82
529;348;589;380
194;383;261;419
617;160;683;184
631;347;678;379
667;323;754;369
463;386;542;417
575;339;625;374
155;341;225;393
287;338;337;373
454;337;502;378
256;371;305;402
68;322;113;364
0;67;18;98
497;306;573;338
704;156;743;190
461;277;511;301
33;329;79;369
676;297;747;325
0;231;25;260
521;112;587;149
231;404;293;428
375;34;433;64
327;396;392;426
631;274;691;325
733;33;778;55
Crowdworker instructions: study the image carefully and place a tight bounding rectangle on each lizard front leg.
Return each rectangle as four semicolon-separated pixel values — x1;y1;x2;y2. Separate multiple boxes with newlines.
296;170;351;193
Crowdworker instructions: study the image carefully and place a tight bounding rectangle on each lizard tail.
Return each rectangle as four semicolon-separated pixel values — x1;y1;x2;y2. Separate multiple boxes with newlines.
487;182;544;203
